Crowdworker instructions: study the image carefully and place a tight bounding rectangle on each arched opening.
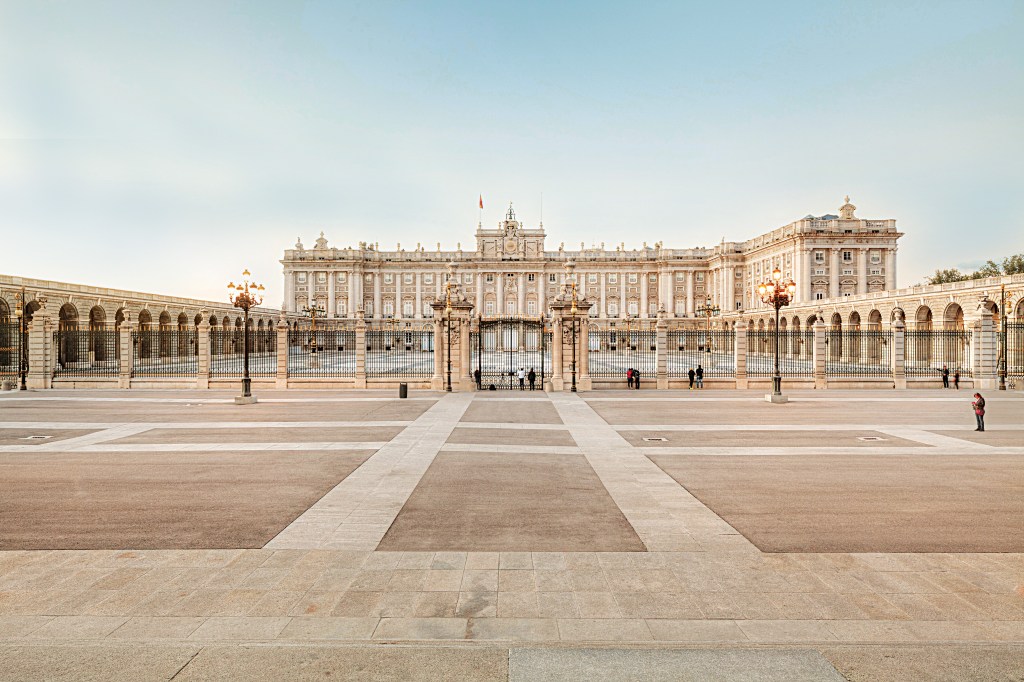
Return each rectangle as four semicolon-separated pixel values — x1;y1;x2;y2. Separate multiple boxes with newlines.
0;299;12;371
914;306;933;331
88;306;108;363
829;313;843;360
943;303;965;331
868;309;882;330
114;308;126;329
57;303;80;366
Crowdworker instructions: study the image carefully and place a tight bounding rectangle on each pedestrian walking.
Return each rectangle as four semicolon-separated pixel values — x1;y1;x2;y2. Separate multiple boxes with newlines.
695;364;704;389
972;393;986;431
517;367;525;390
528;367;536;391
687;367;695;390
953;369;960;390
473;368;481;390
627;367;634;389
939;364;950;388
633;367;641;390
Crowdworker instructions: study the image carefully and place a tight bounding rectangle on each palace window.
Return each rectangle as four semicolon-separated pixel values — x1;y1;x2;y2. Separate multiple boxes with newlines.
676;272;685;281
463;273;472;284
628;273;637;284
589;273;598;284
486;274;494;283
384;273;393;284
649;274;657;282
627;301;638;316
695;273;704;282
843;269;853;276
842;251;852;262
870;268;881;276
815;269;825;275
423;273;433;284
815;251;825;263
648;301;657;315
549;274;557;283
527;273;535;282
365;273;373;282
338;301;347;315
317;272;326;283
608;302;618;316
527;300;537;315
486;301;495;315
423;303;433;318
404;273;413;284
608;274;618;284
297;273;307;283
402;301;413;317
337;273;346;283
364;302;373;316
506;301;516;315
383;300;394;316
815;292;824;300
675;301;685;315
870;252;881;264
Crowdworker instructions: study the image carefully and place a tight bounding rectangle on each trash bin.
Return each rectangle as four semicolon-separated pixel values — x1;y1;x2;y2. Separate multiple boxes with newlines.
398;382;408;399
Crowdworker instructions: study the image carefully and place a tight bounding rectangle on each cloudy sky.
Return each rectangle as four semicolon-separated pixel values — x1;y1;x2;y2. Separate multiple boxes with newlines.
2;1;1021;306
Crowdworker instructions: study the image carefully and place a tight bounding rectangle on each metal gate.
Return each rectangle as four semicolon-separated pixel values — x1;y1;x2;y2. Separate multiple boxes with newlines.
0;320;25;386
472;317;547;389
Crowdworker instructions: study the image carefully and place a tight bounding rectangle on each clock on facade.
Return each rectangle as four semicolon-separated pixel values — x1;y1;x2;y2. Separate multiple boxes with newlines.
505;239;518;252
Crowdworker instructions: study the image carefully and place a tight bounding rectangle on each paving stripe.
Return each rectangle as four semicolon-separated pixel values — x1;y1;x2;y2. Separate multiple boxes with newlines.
264;392;474;550
548;392;757;553
441;443;582;455
612;424;1024;431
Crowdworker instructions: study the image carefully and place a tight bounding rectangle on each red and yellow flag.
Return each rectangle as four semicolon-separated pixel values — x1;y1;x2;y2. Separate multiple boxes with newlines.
479;195;483;210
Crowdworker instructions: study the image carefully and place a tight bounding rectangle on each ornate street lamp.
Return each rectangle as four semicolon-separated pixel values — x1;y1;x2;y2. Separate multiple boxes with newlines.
228;269;264;402
302;302;325;353
444;280;454;392
568;282;579;392
998;284;1020;391
757;267;797;401
696;295;720;354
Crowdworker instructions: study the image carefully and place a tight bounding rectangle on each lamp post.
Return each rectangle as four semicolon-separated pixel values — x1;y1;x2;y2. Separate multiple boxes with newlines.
13;288;27;391
228;269;264;403
696;295;720;354
568;282;579;392
444;280;454;392
757;267;796;402
998;285;1019;391
302;303;325;353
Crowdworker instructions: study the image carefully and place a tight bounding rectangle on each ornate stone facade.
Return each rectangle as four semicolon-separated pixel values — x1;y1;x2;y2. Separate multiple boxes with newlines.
280;198;902;322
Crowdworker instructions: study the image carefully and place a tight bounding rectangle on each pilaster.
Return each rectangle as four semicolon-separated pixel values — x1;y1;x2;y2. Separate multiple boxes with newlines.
275;312;288;389
27;302;52;390
119;312;133;389
355;311;367;388
892;318;906;390
655;311;668;390
578;317;592;391
734;318;748;389
813;318;827;389
197;311;211;389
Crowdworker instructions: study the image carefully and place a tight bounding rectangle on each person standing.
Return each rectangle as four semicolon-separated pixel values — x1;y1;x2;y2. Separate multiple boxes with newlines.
939;365;950;388
474;368;481;390
953;369;960;390
627;367;634;389
972;393;986;431
687;367;695;390
695;364;704;389
528;367;536;391
517;367;525;390
633;367;641;390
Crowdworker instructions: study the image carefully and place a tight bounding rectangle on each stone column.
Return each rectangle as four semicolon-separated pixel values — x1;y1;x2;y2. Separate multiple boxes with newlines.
459;317;471;388
284;271;295;312
660;271;672;316
415;272;423;318
829;250;840;299
431;316;444;391
599;274;606;318
725;266;735;313
275;313;289;389
538;273;546;317
354;311;367;388
618;273;626;318
802;249;813;303
307;271;315;309
496;274;505;316
517;273;526;316
734;318;748;389
196;312;210;390
395;272;402;318
813;317;827;389
119;312;134;389
373;272;382;319
347;272;356;318
551;314;563;390
640;270;649;317
857;249;868;295
578;316;591;391
327;272;336;318
476;273;484;313
656;310;668;389
885;248;897;290
686;271;695;316
892;318;906;389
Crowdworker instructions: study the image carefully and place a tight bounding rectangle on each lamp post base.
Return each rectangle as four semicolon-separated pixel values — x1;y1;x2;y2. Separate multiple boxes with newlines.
234;395;258;405
765;393;789;404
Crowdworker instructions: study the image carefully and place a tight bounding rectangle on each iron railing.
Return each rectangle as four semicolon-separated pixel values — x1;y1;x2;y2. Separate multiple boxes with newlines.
666;329;735;378
132;329;198;376
288;326;357;377
0;321;24;381
905;329;972;377
366;327;433;377
53;327;120;377
209;329;277;376
588;328;657;379
1005;322;1023;378
825;329;893;377
746;330;815;377
471;318;548;389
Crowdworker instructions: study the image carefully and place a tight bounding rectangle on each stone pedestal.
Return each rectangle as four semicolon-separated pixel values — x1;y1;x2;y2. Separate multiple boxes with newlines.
234;395;258;405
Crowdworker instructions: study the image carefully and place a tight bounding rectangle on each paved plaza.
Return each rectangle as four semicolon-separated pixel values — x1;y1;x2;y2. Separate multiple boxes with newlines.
0;389;1022;680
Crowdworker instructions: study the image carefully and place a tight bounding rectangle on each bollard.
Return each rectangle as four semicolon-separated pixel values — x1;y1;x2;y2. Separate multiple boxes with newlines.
399;382;408;399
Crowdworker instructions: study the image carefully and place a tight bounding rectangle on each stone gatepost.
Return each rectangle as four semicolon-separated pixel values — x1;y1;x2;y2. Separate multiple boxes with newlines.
429;262;475;391
656;309;668;390
27;299;51;390
734;318;748;389
892;318;906;390
118;311;133;389
547;261;593;391
971;301;997;389
355;309;367;389
813;317;827;390
275;312;288;389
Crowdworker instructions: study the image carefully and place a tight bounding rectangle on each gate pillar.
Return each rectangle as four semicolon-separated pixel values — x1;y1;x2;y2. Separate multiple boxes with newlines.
548;261;594;391
27;298;52;390
430;262;475;392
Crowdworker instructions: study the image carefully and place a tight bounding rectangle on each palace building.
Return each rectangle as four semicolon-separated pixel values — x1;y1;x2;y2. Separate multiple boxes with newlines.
280;197;902;321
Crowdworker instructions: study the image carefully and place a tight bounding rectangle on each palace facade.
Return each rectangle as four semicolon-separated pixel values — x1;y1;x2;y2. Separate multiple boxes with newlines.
280;197;902;321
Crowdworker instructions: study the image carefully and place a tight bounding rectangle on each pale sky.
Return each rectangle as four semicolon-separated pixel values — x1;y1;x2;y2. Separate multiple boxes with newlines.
2;1;1022;307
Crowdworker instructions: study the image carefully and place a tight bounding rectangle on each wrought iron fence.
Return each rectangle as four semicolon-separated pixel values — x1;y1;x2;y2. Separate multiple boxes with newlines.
288;326;357;377
0;321;24;381
366;326;433;377
53;327;120;377
588;328;657;379
209;329;278;376
1005;322;1023;378
132;329;198;376
666;329;735;378
745;330;815;377
471;318;548;389
824;329;893;377
905;329;972;377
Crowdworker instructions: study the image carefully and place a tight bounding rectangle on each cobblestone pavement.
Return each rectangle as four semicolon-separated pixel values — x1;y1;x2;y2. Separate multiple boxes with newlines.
0;389;1022;680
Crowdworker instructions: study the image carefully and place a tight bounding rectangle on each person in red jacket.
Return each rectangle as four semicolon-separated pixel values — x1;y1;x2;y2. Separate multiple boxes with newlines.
971;393;986;432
